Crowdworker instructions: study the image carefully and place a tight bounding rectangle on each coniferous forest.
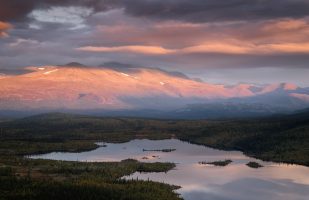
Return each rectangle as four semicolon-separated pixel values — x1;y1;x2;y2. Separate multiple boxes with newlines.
0;110;308;199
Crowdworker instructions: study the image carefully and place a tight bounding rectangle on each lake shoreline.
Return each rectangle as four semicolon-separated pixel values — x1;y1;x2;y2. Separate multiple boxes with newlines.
28;137;309;167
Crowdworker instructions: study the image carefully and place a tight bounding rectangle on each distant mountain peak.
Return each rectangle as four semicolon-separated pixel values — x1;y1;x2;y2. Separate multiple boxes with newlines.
280;83;298;91
259;82;299;94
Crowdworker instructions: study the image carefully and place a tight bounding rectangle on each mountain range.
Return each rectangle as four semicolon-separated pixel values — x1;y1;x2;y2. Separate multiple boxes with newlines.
0;63;308;119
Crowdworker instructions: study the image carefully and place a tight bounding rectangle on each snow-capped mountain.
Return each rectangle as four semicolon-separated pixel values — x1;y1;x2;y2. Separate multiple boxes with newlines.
0;64;308;118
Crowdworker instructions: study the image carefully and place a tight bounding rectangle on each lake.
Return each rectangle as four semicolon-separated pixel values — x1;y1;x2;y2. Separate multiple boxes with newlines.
30;139;309;200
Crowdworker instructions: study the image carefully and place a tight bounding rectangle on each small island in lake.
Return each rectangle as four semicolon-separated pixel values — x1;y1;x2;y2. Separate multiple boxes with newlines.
143;148;176;152
246;161;264;168
199;159;233;166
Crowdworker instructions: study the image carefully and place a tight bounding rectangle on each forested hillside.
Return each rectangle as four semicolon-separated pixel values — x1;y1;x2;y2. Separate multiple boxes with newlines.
1;110;308;165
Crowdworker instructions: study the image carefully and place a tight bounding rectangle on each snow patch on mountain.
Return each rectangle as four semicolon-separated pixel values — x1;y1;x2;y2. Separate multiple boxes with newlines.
43;69;58;75
120;72;130;77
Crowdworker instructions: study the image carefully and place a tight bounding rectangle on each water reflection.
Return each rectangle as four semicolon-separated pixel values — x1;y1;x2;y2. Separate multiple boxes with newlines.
30;139;309;200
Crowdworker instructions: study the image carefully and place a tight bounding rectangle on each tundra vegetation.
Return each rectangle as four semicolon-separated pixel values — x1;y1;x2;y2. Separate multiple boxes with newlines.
0;110;308;199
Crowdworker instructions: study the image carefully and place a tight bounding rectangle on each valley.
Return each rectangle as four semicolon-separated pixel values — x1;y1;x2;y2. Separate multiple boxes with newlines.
0;111;308;199
1;1;309;199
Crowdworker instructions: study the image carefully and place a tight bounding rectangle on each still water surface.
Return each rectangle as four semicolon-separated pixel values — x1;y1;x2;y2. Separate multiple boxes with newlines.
31;139;309;200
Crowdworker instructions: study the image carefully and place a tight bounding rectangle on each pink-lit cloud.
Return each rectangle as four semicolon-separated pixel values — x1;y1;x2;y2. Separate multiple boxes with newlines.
77;41;309;55
78;14;309;55
0;21;12;37
77;45;175;55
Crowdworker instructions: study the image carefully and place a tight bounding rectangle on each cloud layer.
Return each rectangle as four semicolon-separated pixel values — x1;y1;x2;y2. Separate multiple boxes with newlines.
2;0;309;22
0;0;309;86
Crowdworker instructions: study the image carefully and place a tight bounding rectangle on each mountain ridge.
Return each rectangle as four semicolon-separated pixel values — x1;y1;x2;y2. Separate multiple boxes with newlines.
0;64;308;118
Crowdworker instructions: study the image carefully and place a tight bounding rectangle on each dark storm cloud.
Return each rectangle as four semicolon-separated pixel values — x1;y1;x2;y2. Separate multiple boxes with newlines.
1;0;309;23
120;0;309;22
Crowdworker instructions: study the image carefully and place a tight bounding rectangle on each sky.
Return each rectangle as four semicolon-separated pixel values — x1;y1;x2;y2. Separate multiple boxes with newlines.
0;0;309;86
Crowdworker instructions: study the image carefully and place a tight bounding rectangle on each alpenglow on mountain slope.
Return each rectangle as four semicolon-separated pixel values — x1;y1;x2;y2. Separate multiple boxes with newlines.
0;64;308;117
